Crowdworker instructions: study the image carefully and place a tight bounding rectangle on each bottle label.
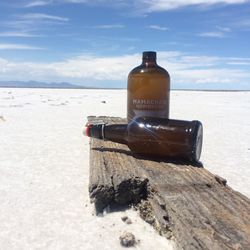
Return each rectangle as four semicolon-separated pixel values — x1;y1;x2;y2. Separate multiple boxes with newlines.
132;99;167;110
129;98;169;119
133;110;168;118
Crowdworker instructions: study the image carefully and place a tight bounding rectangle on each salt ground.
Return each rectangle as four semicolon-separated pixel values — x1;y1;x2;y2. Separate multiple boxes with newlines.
0;88;249;250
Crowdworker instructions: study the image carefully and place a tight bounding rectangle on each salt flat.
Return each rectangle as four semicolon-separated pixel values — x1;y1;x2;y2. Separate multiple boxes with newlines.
0;88;249;250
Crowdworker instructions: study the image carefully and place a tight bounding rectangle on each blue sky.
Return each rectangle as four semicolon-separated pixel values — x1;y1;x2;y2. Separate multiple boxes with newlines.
0;0;250;89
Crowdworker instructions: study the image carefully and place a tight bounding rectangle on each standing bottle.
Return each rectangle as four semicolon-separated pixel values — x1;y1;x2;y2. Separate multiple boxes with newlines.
84;117;203;162
127;51;170;122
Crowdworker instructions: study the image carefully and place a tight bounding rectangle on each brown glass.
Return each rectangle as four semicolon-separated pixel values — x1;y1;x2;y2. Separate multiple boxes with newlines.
86;117;203;162
127;51;170;122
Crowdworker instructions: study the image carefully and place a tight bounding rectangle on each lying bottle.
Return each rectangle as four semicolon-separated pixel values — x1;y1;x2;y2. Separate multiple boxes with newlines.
84;117;203;162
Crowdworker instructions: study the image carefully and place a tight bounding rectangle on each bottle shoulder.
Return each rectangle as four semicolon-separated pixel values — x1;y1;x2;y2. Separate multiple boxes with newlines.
128;117;198;132
128;64;169;76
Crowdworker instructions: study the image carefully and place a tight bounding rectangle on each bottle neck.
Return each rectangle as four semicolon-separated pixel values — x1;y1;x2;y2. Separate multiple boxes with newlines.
142;58;157;67
142;51;157;67
104;124;128;144
86;123;128;145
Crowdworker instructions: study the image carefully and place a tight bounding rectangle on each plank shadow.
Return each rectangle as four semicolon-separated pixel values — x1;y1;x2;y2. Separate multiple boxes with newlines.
92;147;203;168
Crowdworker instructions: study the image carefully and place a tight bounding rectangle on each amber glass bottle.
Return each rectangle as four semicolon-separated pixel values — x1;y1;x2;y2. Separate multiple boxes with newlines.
84;117;203;162
127;51;170;122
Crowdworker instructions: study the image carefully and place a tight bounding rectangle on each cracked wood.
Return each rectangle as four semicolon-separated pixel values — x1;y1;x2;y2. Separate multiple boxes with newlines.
87;116;250;250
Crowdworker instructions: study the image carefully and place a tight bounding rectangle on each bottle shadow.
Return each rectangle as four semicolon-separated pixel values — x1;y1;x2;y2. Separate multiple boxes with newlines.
92;147;203;168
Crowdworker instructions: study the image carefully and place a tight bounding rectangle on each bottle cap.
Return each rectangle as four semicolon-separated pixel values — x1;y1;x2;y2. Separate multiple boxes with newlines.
83;123;105;139
82;126;89;136
142;51;156;60
83;124;91;137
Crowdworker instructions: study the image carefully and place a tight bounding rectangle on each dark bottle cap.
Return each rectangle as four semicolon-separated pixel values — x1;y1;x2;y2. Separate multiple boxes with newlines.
84;123;105;139
142;51;157;60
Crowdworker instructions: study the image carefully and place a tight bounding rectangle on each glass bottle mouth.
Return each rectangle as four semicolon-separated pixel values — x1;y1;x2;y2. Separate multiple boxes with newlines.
191;121;203;162
142;51;156;60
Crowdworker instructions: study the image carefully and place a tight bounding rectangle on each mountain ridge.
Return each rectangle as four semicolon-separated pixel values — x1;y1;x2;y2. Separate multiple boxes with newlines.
0;80;99;89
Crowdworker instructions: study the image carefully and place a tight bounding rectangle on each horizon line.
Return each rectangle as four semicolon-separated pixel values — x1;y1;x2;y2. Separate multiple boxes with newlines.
1;86;250;92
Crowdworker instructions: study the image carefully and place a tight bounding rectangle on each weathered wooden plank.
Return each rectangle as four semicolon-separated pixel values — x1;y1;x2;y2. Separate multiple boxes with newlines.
87;116;250;250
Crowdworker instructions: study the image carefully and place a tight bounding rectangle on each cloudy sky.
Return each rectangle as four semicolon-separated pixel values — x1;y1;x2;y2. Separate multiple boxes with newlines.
0;0;250;89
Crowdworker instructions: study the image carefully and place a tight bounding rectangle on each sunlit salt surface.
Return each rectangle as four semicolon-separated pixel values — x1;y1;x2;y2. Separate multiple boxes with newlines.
0;88;249;249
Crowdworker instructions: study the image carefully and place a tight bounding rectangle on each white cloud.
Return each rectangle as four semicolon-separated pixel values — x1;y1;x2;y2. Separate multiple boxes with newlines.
50;54;137;80
198;25;232;38
64;0;90;2
198;31;226;38
0;31;42;37
19;13;69;22
2;13;69;33
233;18;250;30
226;57;250;65
0;43;44;50
173;68;250;84
23;0;250;13
216;26;231;32
137;0;249;12
92;24;125;29
25;1;51;7
24;0;128;8
239;19;250;26
147;25;169;31
0;52;250;87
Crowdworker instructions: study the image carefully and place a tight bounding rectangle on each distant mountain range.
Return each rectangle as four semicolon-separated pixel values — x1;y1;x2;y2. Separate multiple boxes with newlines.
0;80;249;91
0;81;95;89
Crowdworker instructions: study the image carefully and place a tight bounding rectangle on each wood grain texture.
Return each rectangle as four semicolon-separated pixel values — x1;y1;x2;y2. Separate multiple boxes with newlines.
87;116;250;250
